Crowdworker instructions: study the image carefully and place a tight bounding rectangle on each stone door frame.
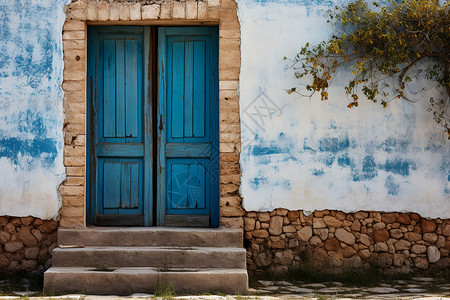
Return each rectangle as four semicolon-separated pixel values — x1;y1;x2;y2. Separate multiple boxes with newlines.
60;0;244;228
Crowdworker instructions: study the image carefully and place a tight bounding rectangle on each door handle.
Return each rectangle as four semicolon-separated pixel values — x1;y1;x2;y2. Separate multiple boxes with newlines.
159;114;163;131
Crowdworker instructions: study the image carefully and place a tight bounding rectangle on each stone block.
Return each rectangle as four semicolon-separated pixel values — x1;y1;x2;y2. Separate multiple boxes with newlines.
109;3;120;21
130;3;142;20
198;1;207;19
172;2;185;19
159;1;171;19
117;3;130;20
142;4;160;20
186;2;198;19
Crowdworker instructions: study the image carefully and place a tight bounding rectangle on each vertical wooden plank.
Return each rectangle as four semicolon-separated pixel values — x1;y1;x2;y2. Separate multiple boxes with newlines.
121;163;131;208
125;39;139;139
144;27;153;226
210;27;220;227
103;162;121;209
157;27;167;226
130;163;140;208
184;41;194;138
116;40;126;138
193;41;206;138
103;39;116;138
171;41;184;139
87;26;98;224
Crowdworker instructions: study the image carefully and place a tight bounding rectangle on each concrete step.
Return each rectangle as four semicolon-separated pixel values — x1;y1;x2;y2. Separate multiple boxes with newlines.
52;246;247;269
58;226;243;248
44;267;248;295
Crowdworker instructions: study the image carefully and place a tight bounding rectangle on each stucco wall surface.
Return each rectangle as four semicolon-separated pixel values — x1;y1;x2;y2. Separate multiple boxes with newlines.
237;0;450;218
0;0;68;219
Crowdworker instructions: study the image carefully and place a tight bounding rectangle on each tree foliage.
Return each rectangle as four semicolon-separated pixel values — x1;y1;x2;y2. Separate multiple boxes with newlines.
287;0;449;138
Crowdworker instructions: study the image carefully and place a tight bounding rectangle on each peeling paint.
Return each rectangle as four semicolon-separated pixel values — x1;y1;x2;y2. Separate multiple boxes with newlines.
237;0;450;218
0;0;68;219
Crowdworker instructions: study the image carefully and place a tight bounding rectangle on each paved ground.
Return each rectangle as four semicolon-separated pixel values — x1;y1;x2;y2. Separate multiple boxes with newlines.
1;276;450;299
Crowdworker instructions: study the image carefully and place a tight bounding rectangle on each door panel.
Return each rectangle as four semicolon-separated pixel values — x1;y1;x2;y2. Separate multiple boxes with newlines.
87;26;152;226
158;27;219;227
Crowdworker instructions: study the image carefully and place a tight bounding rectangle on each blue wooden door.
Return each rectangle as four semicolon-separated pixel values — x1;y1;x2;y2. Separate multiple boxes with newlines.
87;27;152;226
158;27;219;227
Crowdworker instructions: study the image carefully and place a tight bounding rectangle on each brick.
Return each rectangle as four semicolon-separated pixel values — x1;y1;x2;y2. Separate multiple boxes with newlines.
160;2;171;19
221;206;245;217
220;143;235;152
60;207;84;218
130;3;142;20
64;90;86;103
63;49;85;61
64;60;85;72
208;0;220;7
220;29;240;39
68;0;88;9
64;124;86;135
219;80;239;90
142;4;160;20
109;3;120;21
66;167;85;177
66;113;86;125
63;20;85;31
63;31;85;40
220;162;240;175
67;8;87;21
220;123;240;133
60;217;84;228
220;132;240;143
186;2;198;19
63;177;85;186
65;146;85;157
220;196;241;207
86;2;98;21
64;157;86;167
219;38;240;51
63;80;86;92
64;102;85;114
220;98;239;112
98;1;109;21
63;68;85;81
219;111;240;122
63;40;85;50
220;185;239;196
172;2;185;19
59;185;85;196
219;89;238;99
62;195;85;207
73;135;86;146
198;1;207;19
220;174;241;185
219;69;240;80
119;3;131;21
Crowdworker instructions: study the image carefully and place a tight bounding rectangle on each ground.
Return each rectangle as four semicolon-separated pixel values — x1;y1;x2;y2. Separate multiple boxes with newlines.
1;275;450;299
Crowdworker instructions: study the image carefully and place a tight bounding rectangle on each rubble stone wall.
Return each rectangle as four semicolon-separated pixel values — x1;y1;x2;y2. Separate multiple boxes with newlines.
0;217;58;273
244;209;450;274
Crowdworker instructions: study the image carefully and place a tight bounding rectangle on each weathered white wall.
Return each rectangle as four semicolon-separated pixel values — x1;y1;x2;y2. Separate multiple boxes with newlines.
237;0;450;218
0;0;68;219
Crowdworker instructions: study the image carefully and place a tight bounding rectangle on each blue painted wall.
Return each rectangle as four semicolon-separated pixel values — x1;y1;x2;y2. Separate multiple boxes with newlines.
237;0;450;218
0;0;68;219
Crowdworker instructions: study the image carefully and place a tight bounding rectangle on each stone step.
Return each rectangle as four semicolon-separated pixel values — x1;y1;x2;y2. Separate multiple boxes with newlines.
52;246;246;269
44;267;248;295
58;226;243;248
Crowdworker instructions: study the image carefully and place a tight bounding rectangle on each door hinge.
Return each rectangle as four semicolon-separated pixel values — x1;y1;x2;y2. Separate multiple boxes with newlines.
159;114;163;131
